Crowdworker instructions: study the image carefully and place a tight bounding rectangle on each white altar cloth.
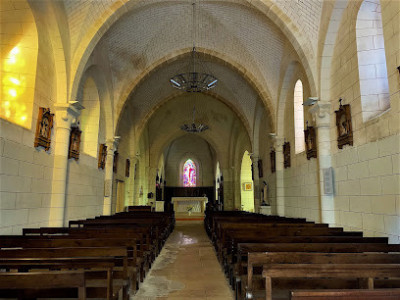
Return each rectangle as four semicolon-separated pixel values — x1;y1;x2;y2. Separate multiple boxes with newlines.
171;197;208;214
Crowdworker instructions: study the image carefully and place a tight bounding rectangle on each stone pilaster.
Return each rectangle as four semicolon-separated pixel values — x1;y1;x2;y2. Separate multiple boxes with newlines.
49;101;83;226
310;101;334;224
270;133;285;216
103;136;120;215
251;155;261;213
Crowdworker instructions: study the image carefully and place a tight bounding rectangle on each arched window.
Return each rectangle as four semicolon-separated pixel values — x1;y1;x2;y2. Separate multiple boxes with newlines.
294;79;305;153
356;0;390;121
183;159;196;187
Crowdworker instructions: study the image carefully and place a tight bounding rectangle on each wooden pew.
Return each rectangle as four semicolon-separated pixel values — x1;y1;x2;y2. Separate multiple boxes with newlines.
0;271;87;300
216;226;363;264
18;227;151;283
263;263;400;300
241;243;400;298
244;250;400;300
290;289;400;300
0;247;130;300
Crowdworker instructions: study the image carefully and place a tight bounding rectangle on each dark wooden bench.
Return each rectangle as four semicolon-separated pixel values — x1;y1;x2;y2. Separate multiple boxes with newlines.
0;247;130;299
290;288;400;300
0;270;87;300
244;252;400;300
240;244;400;299
263;264;400;300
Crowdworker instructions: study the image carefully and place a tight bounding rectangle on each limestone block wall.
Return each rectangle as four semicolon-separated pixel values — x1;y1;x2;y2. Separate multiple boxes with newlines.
328;0;399;243
333;134;400;243
0;120;54;234
283;154;320;222
164;135;215;187
65;154;104;221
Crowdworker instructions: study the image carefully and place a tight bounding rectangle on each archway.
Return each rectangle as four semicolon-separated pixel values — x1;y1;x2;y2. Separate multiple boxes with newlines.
240;151;254;212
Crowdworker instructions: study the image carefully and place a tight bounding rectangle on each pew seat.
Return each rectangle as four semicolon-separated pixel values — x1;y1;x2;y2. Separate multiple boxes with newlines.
290;288;400;300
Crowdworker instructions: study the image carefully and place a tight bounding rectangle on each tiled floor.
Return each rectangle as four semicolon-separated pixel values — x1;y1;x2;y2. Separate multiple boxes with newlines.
131;221;234;300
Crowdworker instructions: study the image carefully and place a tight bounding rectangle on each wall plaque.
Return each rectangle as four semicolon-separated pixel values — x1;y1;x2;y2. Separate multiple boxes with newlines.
34;107;54;151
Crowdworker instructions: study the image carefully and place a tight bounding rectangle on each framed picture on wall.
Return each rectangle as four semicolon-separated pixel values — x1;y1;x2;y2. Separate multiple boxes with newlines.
113;151;119;173
304;124;317;160
68;126;81;160
258;159;263;178
270;149;276;173
283;141;291;168
125;159;130;177
243;182;253;191
335;99;353;149
98;144;107;169
34;107;54;151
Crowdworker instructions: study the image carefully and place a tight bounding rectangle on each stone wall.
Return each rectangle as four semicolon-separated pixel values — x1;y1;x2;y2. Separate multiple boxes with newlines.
164;135;215;187
328;0;400;243
0;120;53;234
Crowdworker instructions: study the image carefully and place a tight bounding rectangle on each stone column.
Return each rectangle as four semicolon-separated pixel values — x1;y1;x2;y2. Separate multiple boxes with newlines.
221;167;236;210
147;166;158;205
251;155;261;213
271;134;285;216
49;101;83;226
103;136;120;215
310;102;334;225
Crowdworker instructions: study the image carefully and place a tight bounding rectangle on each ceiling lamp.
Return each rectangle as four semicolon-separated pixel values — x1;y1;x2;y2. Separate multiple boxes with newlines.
181;105;209;133
170;1;217;93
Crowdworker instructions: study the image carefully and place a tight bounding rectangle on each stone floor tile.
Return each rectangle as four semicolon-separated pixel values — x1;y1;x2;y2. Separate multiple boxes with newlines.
131;220;234;300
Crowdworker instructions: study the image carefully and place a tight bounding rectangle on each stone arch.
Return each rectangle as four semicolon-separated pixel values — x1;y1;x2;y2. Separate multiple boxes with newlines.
78;65;114;143
79;76;100;157
69;0;318;124
276;61;300;137
319;1;348;101
240;150;255;212
130;90;253;146
113;48;276;134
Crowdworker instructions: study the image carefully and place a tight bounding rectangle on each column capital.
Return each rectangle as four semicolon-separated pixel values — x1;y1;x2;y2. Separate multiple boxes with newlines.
54;101;84;129
309;101;331;128
269;133;285;148
106;136;121;150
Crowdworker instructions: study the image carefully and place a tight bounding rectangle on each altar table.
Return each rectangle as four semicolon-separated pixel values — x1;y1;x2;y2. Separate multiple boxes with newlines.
171;197;208;215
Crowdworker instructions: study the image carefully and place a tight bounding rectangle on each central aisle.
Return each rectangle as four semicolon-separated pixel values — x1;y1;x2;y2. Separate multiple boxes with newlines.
131;220;234;300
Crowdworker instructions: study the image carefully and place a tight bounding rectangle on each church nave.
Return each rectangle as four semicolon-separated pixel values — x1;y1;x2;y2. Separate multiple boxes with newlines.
132;221;234;300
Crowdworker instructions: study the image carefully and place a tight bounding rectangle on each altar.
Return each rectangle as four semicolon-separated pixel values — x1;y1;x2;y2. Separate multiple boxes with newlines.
171;197;208;216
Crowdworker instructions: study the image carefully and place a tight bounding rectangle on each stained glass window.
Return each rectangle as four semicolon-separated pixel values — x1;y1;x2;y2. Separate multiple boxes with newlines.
183;159;196;187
